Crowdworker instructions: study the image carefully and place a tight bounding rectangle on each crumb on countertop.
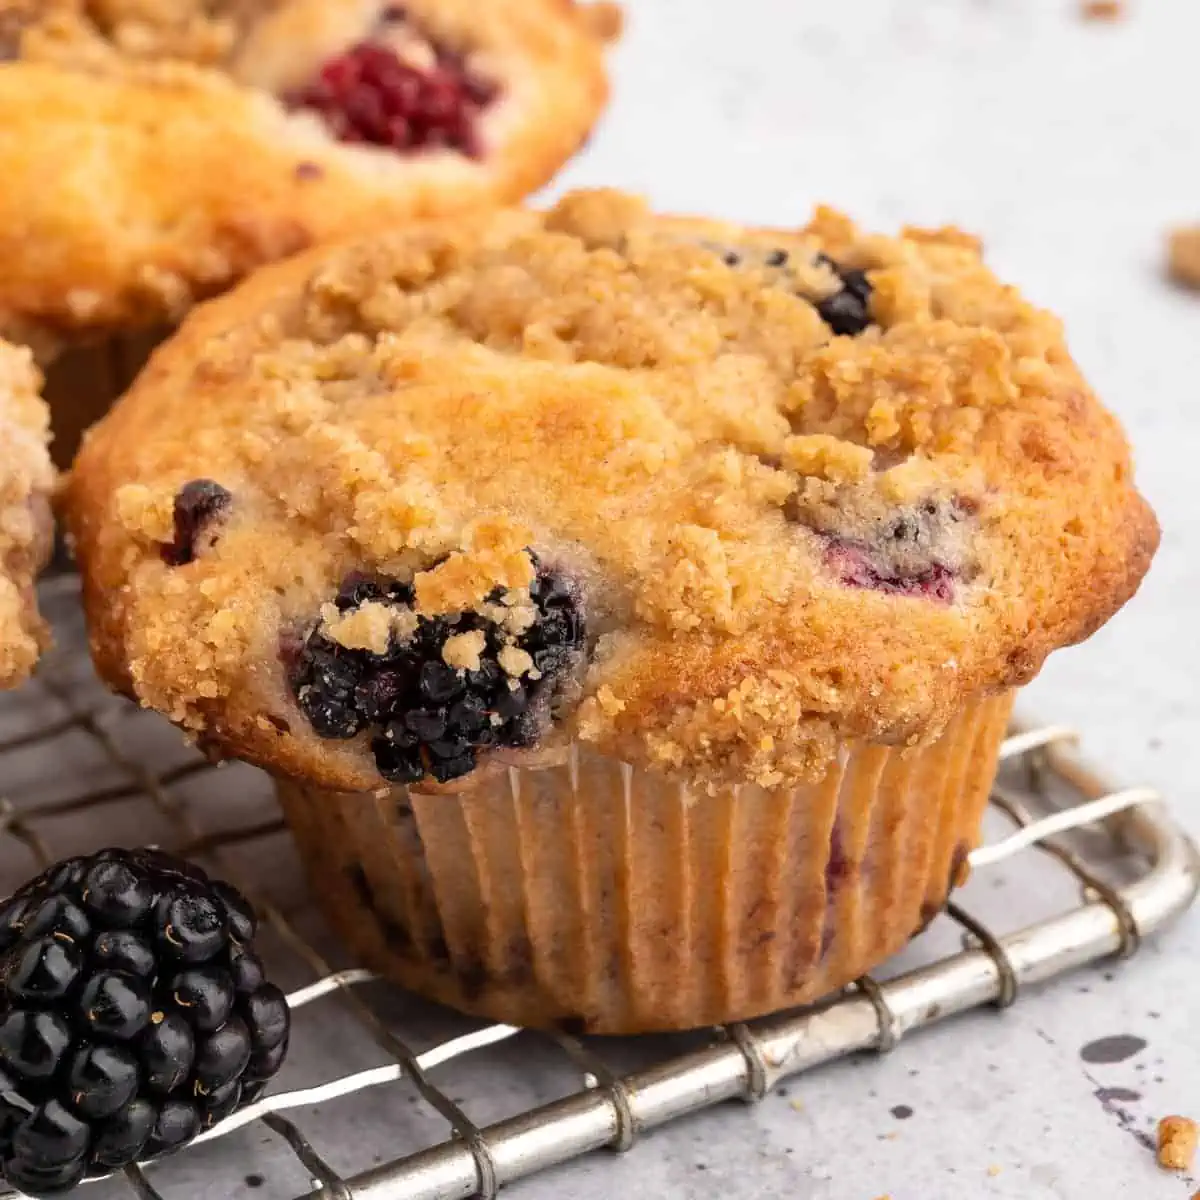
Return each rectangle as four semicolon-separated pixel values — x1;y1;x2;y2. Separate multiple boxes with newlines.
987;1164;1003;1177
1168;227;1200;290
1157;1115;1198;1171
1081;0;1125;19
580;1;623;42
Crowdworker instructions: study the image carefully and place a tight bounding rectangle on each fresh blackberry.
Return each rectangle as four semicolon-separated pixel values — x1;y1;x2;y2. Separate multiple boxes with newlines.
289;554;586;785
814;253;873;336
0;850;290;1195
161;480;232;567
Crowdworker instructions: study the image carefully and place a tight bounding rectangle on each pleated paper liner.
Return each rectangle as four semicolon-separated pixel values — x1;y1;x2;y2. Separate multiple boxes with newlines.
41;330;164;469
277;690;1015;1034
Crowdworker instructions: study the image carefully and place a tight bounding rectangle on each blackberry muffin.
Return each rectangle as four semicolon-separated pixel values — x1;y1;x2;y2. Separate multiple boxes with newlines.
0;340;54;691
65;190;1158;1033
0;0;618;465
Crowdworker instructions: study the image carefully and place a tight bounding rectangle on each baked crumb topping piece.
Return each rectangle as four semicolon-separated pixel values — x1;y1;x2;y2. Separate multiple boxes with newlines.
66;190;1159;793
1168;226;1200;290
1157;1115;1198;1172
1080;0;1125;20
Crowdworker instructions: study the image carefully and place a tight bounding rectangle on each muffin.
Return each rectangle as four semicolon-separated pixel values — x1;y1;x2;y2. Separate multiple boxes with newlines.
65;190;1158;1033
0;340;54;689
0;0;619;464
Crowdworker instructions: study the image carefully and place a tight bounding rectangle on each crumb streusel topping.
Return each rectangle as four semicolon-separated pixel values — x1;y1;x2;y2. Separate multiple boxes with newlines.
0;0;615;352
1157;1116;1198;1172
67;190;1158;792
0;341;54;687
1168;226;1200;290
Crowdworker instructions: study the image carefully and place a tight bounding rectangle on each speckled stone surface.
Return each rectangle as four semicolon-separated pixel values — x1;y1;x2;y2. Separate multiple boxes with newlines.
7;2;1199;1197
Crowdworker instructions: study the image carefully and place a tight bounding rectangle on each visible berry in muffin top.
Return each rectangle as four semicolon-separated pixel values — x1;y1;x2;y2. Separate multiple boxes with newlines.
66;190;1157;793
284;10;499;157
161;480;232;567
286;557;585;785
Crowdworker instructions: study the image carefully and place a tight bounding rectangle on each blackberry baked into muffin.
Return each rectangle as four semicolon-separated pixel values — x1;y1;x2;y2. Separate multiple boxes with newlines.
0;340;54;691
0;0;618;464
65;190;1158;1032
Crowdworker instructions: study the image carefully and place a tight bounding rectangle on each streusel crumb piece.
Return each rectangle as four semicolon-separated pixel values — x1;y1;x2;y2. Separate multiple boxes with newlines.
1081;0;1125;19
1168;227;1200;290
1157;1115;1198;1171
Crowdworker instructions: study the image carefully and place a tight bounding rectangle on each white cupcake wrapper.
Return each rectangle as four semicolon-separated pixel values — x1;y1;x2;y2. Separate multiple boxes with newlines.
278;690;1014;1034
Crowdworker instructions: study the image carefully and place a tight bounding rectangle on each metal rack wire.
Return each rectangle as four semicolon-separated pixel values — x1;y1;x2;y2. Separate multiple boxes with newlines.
0;576;1196;1200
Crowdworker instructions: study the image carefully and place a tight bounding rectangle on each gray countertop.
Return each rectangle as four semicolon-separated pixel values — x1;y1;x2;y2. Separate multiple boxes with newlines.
8;3;1200;1199
534;0;1200;1196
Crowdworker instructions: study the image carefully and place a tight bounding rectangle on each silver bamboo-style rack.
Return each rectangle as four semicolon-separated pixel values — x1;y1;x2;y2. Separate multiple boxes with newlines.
0;575;1195;1200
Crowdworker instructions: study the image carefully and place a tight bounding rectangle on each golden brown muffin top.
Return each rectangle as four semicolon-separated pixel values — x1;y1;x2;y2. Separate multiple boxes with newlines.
0;0;615;357
67;189;1158;793
0;341;54;688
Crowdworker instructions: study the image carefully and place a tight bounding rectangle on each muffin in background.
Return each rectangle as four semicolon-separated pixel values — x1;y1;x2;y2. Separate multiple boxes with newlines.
64;190;1157;1032
0;341;54;690
0;0;619;464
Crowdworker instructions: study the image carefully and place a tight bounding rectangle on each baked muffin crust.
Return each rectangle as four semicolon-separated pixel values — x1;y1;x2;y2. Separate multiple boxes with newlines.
0;341;54;688
66;190;1159;791
0;0;616;355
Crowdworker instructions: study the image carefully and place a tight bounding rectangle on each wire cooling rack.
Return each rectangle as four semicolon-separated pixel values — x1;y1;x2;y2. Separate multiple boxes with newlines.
0;576;1195;1200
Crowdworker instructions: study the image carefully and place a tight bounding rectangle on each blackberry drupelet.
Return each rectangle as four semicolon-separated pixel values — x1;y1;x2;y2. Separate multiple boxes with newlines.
0;849;290;1196
289;555;586;785
287;8;498;158
161;480;232;567
814;253;873;336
